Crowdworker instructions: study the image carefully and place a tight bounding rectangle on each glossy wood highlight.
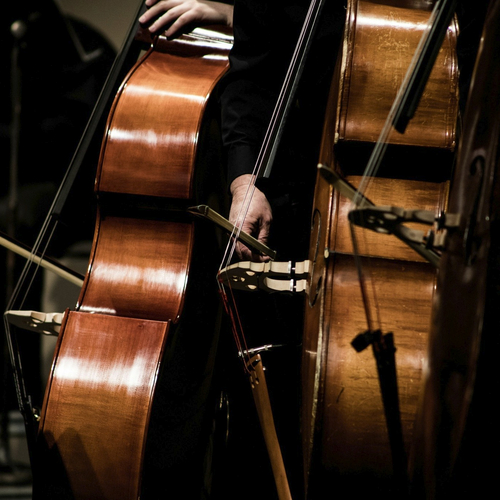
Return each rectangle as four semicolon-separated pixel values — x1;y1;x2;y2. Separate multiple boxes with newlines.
38;312;169;499
337;0;458;148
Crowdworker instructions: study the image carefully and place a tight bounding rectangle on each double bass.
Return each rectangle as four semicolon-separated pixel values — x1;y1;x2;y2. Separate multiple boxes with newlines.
30;18;232;499
295;0;500;497
300;0;459;496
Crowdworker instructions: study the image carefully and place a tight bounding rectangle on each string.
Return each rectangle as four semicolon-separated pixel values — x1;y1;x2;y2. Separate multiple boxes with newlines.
217;1;327;382
5;216;59;313
219;0;326;274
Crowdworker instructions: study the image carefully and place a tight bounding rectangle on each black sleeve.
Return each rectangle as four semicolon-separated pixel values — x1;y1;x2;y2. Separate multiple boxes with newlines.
219;0;308;185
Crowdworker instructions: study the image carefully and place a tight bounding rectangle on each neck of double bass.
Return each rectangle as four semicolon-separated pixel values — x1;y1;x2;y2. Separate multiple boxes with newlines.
248;354;293;500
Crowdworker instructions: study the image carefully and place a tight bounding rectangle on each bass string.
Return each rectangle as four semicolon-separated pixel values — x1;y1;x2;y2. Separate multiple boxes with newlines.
219;0;325;274
218;0;326;364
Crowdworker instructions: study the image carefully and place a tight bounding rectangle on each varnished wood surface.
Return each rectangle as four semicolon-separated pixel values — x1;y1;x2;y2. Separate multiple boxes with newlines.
334;176;449;261
37;312;169;499
78;215;194;322
319;254;434;479
411;2;500;496
337;0;459;148
97;28;232;199
301;0;458;496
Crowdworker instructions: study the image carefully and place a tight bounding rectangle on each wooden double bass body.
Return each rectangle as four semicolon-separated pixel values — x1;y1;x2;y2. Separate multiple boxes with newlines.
34;26;232;499
301;0;459;496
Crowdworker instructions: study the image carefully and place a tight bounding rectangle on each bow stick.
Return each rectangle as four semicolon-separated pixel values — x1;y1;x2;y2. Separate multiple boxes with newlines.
0;231;84;287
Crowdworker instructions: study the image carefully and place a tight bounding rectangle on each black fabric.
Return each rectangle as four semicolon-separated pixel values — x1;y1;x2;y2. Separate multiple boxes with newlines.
219;0;345;187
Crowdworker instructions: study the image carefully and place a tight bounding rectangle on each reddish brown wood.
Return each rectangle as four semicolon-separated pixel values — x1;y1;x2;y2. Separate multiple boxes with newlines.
78;215;194;322
301;0;458;496
319;255;434;475
97;29;232;200
38;312;169;499
334;176;449;261
337;0;458;148
36;26;231;499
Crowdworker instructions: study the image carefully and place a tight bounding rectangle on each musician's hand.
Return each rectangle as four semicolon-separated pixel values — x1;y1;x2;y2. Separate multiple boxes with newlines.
140;0;233;37
229;175;273;263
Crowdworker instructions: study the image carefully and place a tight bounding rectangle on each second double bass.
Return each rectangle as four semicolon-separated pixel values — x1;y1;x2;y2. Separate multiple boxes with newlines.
301;0;459;496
